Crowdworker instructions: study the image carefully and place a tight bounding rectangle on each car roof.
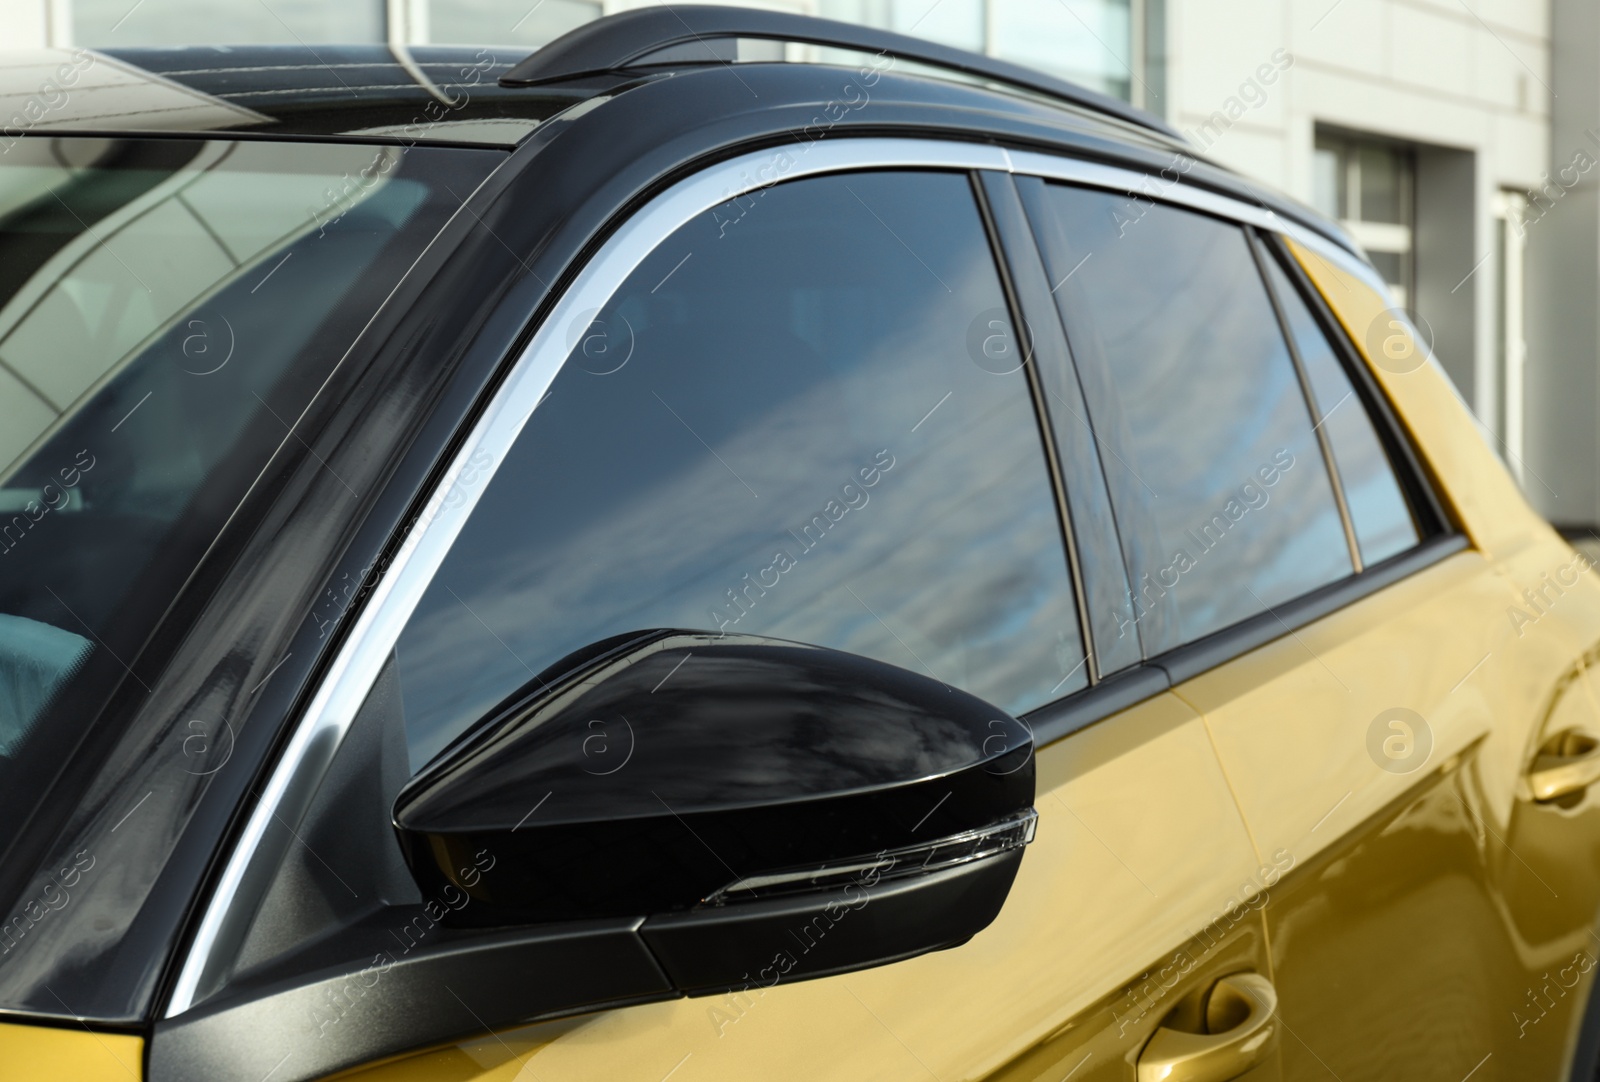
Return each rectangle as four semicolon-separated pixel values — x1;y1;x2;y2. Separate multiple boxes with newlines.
0;33;1353;259
0;19;1188;153
0;7;1184;148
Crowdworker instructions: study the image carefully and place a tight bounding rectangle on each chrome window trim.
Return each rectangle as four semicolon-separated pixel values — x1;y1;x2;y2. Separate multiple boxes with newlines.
1004;148;1369;272
163;134;1365;1017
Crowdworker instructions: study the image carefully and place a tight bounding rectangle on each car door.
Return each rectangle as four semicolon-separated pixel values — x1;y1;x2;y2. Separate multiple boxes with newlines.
1278;240;1600;1081
1022;169;1600;1081
353;159;1280;1082
159;149;1292;1082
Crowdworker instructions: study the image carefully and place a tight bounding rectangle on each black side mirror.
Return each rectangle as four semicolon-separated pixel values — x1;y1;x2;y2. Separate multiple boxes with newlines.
394;629;1036;993
150;632;1039;1082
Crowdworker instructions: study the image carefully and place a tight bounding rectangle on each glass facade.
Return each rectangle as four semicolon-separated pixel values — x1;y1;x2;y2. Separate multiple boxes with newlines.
68;0;1141;103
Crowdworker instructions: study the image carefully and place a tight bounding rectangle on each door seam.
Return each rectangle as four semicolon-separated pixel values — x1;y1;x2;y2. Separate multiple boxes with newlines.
1179;684;1281;989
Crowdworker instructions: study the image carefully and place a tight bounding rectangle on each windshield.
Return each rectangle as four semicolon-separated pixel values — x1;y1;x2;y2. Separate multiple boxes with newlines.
0;137;499;839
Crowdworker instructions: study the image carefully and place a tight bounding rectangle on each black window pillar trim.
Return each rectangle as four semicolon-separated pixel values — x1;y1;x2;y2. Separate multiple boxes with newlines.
970;169;1100;687
1006;171;1155;669
1245;226;1364;574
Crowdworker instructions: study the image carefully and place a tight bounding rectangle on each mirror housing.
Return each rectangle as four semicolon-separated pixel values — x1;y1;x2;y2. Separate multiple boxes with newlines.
393;630;1036;990
150;633;1040;1082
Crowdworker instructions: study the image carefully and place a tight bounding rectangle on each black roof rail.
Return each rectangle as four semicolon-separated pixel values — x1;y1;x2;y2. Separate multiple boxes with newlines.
500;4;1182;141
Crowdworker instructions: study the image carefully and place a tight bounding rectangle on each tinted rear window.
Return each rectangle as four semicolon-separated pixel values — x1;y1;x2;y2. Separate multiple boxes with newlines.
1037;184;1355;652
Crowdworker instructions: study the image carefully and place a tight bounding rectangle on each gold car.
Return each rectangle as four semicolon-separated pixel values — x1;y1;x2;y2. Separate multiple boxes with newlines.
4;9;1599;1082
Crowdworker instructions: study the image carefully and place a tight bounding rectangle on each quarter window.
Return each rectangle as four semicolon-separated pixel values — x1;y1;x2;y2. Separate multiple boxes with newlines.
393;170;1087;770
1037;184;1354;653
1261;253;1420;566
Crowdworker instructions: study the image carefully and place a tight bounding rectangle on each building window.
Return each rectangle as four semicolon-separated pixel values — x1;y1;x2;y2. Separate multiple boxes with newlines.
986;0;1135;101
816;0;984;53
1313;132;1415;308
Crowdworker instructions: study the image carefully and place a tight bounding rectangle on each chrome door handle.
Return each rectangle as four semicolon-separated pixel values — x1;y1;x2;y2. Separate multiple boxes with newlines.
1137;972;1278;1082
1527;729;1600;802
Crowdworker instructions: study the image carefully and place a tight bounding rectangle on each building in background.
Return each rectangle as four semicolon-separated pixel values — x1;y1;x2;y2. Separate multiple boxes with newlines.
12;0;1147;101
3;0;1598;533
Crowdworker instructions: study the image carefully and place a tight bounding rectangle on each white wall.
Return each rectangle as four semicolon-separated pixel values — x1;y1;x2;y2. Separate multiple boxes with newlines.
0;0;53;47
1165;0;1551;467
1525;0;1600;525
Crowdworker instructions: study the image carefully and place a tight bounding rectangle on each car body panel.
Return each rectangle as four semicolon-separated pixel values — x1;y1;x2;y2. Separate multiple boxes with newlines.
0;1022;143;1080
1289;241;1600;826
1175;542;1554;1079
1161;241;1600;1080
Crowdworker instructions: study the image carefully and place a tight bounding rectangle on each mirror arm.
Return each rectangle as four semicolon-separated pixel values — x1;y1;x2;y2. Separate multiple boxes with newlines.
148;848;1026;1082
149;917;673;1082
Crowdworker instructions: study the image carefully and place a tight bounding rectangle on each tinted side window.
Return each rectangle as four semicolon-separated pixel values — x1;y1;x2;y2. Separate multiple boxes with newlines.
1038;183;1354;652
1261;253;1421;566
393;171;1087;770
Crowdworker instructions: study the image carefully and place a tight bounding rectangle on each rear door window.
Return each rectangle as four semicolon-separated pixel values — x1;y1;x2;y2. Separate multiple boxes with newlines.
392;170;1088;770
1030;183;1354;653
